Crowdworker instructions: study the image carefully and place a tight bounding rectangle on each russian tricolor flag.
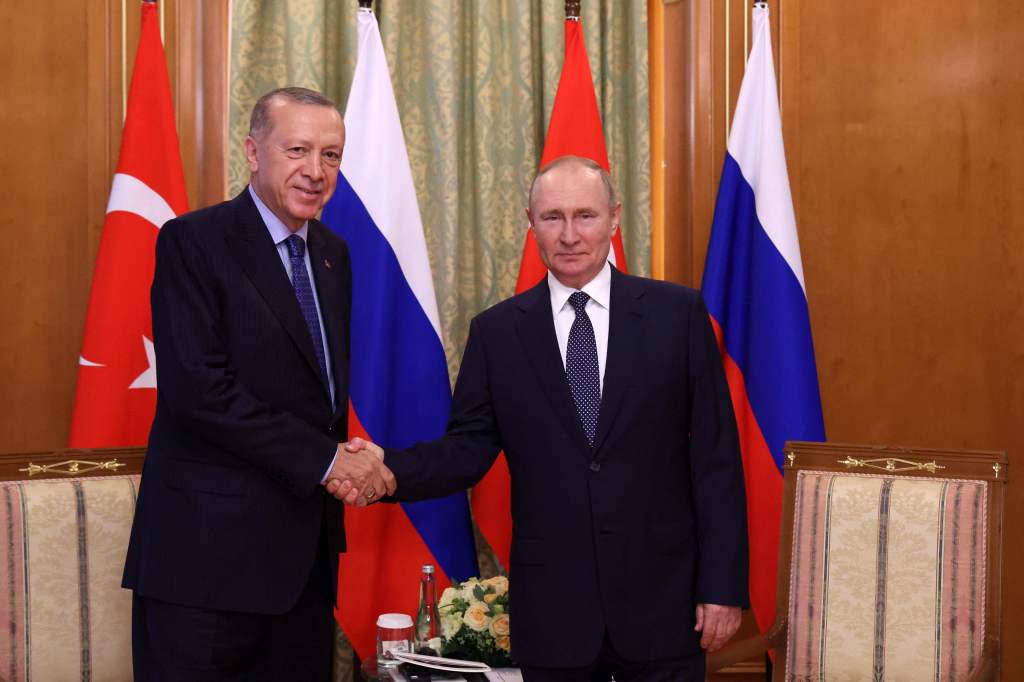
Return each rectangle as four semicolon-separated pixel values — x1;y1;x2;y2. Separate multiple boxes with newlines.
320;7;477;657
701;3;825;634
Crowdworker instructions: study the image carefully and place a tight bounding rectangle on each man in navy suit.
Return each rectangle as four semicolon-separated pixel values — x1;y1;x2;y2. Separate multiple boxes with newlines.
339;156;748;680
123;87;394;680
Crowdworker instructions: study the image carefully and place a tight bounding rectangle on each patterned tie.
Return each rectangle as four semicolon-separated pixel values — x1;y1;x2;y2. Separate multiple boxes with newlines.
285;234;330;391
566;291;601;446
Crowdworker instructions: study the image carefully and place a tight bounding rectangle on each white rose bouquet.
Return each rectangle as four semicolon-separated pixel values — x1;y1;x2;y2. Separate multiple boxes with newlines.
438;576;514;667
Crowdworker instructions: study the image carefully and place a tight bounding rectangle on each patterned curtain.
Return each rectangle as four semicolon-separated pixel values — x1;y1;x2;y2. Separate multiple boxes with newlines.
229;0;650;380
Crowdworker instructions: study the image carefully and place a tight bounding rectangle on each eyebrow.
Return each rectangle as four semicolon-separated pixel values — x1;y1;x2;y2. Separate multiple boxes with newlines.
276;135;341;147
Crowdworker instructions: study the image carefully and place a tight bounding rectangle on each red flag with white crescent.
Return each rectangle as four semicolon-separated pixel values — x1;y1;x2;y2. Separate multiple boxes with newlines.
471;17;628;569
69;1;188;448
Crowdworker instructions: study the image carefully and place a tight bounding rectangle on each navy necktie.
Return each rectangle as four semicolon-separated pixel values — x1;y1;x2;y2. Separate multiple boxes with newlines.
566;291;601;446
285;234;330;392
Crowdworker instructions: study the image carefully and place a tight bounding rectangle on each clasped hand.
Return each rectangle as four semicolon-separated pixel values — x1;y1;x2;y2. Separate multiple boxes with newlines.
323;437;393;506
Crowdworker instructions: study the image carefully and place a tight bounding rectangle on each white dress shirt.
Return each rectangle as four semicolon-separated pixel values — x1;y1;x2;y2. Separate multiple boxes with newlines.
548;261;611;395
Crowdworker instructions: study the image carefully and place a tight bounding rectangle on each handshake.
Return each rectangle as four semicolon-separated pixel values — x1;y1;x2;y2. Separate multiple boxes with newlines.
323;437;395;506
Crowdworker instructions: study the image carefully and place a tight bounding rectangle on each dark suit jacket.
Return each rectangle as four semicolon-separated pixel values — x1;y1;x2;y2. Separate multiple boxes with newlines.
384;268;748;667
122;189;351;615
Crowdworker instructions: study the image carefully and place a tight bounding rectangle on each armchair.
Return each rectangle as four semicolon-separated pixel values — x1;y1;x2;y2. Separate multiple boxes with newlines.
0;447;144;681
709;441;1007;681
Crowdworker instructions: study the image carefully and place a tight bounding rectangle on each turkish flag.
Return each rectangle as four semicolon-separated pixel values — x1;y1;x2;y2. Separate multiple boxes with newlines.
471;18;628;569
69;1;188;448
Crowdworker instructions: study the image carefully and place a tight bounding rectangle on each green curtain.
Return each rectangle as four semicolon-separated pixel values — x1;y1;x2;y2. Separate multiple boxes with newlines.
229;0;650;381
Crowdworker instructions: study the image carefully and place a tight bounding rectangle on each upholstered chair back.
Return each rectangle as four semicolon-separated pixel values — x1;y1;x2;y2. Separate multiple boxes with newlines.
775;443;1006;682
786;471;987;680
0;448;143;682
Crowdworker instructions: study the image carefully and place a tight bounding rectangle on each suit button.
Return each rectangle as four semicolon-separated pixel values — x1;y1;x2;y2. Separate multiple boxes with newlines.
589;461;601;473
328;424;336;433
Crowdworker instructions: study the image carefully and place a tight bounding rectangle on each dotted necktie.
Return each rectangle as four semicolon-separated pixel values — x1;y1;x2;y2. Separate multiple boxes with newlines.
285;234;330;391
566;291;601;446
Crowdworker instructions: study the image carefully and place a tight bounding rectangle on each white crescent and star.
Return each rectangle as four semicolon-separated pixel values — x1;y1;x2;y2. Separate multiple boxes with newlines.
128;336;157;390
78;173;175;389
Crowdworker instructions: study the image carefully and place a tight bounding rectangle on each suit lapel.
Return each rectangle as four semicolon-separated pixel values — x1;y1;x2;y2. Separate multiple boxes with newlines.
227;191;327;396
307;222;347;412
515;280;594;458
593;268;643;456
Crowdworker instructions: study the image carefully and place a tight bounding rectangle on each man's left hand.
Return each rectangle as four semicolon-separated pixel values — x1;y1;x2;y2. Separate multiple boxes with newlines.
694;603;741;652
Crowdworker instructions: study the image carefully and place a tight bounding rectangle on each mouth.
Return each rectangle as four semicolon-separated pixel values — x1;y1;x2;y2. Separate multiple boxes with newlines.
293;187;322;199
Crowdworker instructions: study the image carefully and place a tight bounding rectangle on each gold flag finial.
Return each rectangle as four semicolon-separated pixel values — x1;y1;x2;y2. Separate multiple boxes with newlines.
565;1;581;21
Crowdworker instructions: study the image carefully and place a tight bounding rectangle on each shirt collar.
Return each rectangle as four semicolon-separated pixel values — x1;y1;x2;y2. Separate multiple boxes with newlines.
548;261;612;313
249;184;309;245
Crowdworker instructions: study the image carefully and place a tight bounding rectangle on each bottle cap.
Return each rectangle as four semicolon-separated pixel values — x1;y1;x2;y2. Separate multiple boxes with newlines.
421;564;435;573
376;613;413;629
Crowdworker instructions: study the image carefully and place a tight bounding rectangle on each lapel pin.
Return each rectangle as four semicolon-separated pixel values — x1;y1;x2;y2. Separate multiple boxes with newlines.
324;258;332;269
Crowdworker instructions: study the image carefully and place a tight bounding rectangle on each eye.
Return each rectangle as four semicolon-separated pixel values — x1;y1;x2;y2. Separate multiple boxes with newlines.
322;150;342;166
286;146;307;158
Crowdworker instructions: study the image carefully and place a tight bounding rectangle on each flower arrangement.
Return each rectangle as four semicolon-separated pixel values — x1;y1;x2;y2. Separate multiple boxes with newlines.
438;575;514;667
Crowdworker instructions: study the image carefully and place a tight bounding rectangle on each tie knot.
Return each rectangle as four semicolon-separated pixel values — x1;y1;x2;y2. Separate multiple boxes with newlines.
285;234;306;259
568;291;590;312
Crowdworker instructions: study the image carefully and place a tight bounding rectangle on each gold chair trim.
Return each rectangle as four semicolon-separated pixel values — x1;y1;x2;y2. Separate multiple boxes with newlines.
837;456;945;474
18;459;127;476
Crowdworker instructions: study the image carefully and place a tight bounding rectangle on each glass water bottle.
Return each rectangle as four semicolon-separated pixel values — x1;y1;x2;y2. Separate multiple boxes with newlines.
414;564;441;652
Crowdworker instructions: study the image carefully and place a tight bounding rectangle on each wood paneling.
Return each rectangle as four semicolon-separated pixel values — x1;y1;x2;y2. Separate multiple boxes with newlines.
0;2;95;452
0;0;228;453
661;0;1022;677
649;0;691;283
175;1;229;209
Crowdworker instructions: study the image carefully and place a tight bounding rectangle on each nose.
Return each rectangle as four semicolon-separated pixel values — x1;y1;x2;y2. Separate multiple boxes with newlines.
304;153;325;182
559;218;580;245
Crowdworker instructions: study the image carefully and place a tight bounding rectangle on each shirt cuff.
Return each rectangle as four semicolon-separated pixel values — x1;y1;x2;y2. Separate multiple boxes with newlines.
321;450;339;484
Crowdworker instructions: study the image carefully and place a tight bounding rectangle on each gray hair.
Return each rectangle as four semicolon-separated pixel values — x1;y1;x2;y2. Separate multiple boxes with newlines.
528;155;618;210
248;87;339;139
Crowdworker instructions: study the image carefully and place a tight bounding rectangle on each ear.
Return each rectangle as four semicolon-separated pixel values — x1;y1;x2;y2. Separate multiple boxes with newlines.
610;202;623;234
525;207;535;230
244;136;259;173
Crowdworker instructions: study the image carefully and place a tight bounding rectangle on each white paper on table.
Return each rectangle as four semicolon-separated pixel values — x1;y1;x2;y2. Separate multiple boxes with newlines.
391;651;490;673
484;670;523;682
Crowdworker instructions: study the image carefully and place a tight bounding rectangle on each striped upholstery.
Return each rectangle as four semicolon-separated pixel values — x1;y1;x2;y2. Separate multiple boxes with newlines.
786;471;987;681
1;475;138;682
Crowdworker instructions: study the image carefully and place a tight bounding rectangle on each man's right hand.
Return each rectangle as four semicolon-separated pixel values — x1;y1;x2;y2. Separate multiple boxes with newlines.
324;440;395;506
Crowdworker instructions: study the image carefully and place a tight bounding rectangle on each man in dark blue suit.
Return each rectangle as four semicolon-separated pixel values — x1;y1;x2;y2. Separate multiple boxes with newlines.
340;156;748;681
123;87;394;681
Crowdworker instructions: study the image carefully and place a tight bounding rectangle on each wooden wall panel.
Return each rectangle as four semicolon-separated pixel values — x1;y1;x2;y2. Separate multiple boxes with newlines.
0;2;95;451
649;0;691;283
175;1;229;210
